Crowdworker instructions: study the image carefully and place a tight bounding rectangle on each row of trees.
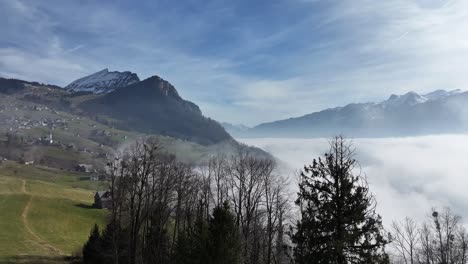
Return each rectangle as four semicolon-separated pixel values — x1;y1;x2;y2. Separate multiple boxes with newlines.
83;138;290;264
83;136;465;264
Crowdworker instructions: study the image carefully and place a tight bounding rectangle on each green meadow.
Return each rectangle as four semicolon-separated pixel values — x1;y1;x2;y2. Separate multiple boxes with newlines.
0;161;107;263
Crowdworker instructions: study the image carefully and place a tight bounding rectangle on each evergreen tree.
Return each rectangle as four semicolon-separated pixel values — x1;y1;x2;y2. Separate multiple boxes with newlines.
190;212;210;264
99;222;114;264
174;231;194;264
100;222;129;264
83;224;103;264
143;223;171;264
174;203;211;264
292;136;388;264
208;202;240;264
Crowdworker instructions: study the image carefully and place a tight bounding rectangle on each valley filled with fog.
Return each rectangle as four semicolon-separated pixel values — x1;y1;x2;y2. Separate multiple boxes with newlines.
240;135;468;225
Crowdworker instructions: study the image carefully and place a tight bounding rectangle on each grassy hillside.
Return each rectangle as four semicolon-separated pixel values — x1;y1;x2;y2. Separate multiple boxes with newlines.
0;162;107;263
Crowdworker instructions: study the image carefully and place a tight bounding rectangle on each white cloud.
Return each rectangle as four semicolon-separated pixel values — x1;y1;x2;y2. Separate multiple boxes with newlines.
206;0;468;125
2;0;468;126
240;135;468;225
0;47;87;84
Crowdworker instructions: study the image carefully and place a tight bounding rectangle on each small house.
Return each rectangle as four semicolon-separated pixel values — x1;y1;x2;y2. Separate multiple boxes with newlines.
76;164;93;173
94;191;112;209
90;173;107;181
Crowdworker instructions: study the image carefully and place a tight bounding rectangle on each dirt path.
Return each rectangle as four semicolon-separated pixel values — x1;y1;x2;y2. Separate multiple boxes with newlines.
20;179;64;255
21;179;26;193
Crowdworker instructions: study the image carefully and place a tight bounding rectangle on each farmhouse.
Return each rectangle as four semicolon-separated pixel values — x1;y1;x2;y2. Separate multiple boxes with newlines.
76;163;93;173
94;191;112;209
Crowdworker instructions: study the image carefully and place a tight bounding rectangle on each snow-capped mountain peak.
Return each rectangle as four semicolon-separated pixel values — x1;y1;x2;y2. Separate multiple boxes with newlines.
65;69;140;94
379;89;463;109
423;89;462;101
381;91;427;108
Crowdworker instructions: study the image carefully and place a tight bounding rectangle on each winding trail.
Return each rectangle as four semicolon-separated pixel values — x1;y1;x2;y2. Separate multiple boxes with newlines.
20;179;63;255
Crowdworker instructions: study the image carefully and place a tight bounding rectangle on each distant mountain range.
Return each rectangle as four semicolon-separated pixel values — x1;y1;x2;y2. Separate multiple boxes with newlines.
237;89;468;138
5;68;468;143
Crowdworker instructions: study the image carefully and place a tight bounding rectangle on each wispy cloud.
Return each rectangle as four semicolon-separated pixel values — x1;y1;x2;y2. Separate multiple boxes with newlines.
64;44;86;54
1;0;468;125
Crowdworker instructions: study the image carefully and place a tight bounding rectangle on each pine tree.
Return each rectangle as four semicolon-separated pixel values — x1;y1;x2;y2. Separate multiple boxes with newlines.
143;223;171;264
100;222;128;264
292;136;388;264
173;205;210;264
83;224;103;264
191;212;210;264
208;202;240;264
99;223;114;264
174;231;194;264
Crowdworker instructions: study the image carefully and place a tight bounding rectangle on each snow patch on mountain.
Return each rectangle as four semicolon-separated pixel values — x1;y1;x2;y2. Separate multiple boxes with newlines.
65;69;140;94
381;91;427;108
381;90;462;108
423;89;462;101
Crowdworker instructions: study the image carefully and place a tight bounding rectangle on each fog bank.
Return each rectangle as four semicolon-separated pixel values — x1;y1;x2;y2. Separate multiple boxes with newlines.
239;135;468;225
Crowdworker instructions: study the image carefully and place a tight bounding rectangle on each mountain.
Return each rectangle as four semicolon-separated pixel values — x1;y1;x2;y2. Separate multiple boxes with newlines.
244;89;468;138
82;75;232;145
65;69;140;93
0;74;270;172
0;73;232;145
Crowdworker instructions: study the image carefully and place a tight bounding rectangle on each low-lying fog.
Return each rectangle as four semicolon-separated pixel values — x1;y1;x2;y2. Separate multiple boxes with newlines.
240;135;468;225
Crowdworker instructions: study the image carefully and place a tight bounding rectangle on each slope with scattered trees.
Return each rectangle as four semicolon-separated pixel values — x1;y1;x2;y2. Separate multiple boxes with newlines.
82;138;289;264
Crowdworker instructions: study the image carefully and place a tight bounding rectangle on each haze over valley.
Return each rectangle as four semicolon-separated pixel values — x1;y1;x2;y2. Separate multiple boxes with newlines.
240;135;468;225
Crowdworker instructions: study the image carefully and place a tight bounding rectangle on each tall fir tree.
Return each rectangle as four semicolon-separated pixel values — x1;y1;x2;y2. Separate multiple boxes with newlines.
173;212;210;264
173;202;239;264
208;202;240;264
82;224;103;264
191;212;210;264
292;136;389;264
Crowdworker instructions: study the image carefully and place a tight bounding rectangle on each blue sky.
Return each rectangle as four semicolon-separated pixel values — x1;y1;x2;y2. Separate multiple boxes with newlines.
1;0;468;126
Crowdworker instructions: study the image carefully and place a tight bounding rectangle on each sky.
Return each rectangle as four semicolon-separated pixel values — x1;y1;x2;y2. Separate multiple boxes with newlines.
240;135;468;226
1;0;468;126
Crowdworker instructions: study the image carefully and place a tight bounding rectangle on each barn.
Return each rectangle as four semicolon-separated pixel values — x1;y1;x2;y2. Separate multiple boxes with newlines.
93;191;112;209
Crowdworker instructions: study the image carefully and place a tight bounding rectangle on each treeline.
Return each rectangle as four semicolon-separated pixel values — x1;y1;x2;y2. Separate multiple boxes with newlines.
82;136;466;264
83;138;289;264
390;209;468;264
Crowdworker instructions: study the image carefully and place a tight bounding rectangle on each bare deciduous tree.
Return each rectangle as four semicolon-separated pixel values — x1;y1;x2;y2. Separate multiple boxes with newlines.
391;208;468;264
391;217;419;264
92;139;291;264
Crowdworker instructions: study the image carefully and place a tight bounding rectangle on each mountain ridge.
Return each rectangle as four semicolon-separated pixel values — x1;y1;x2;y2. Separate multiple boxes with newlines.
243;89;468;138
